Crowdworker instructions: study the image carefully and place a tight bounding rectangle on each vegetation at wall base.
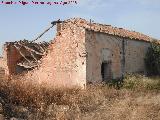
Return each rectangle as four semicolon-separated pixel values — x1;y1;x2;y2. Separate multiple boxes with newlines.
0;75;160;119
145;42;160;76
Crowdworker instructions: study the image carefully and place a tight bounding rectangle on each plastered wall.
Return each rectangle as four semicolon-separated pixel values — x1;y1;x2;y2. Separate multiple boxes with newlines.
85;30;150;83
85;30;123;83
125;39;150;73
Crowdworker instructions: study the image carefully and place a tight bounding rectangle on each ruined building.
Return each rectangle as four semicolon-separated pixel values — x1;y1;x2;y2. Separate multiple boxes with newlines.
0;18;159;89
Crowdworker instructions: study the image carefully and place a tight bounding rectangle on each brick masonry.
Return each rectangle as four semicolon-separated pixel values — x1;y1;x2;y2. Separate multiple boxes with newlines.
22;25;87;88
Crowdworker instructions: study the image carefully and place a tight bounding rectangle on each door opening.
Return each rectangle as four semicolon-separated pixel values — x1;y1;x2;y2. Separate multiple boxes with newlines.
101;61;112;82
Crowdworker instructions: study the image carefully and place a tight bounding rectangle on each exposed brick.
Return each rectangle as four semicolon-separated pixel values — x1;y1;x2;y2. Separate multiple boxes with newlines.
23;25;86;89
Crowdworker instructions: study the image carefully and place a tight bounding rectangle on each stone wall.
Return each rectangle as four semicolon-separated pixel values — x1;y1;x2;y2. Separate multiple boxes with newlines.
4;44;22;75
85;30;151;83
0;57;4;79
3;44;32;75
23;25;86;89
85;30;123;83
2;41;48;75
125;39;150;74
0;48;9;76
0;56;8;79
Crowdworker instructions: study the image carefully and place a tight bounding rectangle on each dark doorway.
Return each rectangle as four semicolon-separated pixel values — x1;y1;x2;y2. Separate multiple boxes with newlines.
101;61;112;82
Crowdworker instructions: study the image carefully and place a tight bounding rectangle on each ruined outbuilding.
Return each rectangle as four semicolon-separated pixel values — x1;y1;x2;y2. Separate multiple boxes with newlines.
3;40;49;75
0;18;159;89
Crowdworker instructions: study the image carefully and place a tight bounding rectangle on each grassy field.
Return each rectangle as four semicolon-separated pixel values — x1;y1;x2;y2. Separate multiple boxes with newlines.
0;74;160;120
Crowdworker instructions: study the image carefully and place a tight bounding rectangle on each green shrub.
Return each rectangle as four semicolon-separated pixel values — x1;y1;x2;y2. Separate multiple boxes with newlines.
122;74;160;90
145;42;160;76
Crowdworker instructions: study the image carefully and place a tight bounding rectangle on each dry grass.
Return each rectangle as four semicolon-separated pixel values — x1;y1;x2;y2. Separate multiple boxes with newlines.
0;75;160;120
123;74;160;90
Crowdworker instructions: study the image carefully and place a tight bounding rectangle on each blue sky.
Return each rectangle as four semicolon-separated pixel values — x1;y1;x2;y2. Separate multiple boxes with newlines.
0;0;160;55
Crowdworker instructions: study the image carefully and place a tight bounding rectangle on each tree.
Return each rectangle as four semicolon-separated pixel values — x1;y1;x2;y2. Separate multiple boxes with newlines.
145;42;160;76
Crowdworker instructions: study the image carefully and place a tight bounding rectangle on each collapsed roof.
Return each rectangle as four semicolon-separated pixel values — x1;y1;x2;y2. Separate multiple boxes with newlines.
3;19;63;72
6;40;50;69
3;18;160;74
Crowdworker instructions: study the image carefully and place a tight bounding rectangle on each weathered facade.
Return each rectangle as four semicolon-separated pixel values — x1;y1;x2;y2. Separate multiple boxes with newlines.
2;40;49;75
85;31;150;83
0;18;159;89
0;57;5;79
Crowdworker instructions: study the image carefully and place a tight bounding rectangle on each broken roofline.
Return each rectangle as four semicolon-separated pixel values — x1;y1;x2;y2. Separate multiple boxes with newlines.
3;18;159;46
4;40;50;54
4;40;50;69
63;18;160;43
